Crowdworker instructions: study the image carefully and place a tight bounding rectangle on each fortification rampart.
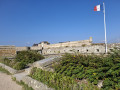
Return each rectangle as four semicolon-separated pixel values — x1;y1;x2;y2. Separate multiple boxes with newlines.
46;39;91;48
0;46;16;57
30;37;120;55
0;37;120;57
30;46;42;50
42;45;107;55
31;37;92;50
16;47;29;51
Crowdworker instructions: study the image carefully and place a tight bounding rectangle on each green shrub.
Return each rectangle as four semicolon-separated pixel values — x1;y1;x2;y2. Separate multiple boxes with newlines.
30;67;76;90
0;50;44;70
3;58;11;66
30;67;99;90
13;62;26;70
54;49;120;89
15;51;44;64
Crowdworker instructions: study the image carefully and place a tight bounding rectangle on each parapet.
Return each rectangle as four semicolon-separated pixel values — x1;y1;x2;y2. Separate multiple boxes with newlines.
35;37;92;49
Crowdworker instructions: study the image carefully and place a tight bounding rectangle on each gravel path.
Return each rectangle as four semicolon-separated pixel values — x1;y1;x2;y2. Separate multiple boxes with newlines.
0;72;22;90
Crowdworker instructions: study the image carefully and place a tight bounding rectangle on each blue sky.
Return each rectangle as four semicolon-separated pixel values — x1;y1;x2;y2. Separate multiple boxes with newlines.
0;0;120;46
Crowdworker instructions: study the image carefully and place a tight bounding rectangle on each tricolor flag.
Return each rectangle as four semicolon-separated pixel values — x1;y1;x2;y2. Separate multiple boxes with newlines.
94;5;101;11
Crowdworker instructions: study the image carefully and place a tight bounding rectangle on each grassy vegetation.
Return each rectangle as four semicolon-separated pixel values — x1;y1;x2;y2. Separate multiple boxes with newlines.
30;67;99;90
54;49;120;90
1;49;120;89
0;66;10;75
12;77;33;90
0;56;4;60
0;50;44;70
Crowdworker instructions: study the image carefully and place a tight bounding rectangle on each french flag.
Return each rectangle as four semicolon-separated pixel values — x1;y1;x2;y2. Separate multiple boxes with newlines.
94;5;101;11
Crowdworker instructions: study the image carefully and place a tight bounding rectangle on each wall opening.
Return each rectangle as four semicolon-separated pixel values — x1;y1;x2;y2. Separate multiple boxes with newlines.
86;49;88;52
97;49;99;52
109;49;113;51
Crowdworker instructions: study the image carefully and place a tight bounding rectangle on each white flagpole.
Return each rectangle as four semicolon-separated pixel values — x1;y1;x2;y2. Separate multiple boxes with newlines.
103;2;107;53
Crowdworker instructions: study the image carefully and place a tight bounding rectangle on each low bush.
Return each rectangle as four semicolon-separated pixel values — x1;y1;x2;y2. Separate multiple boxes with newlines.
54;49;120;90
30;67;99;90
0;50;44;70
13;50;44;70
30;67;76;90
13;62;26;70
15;51;44;64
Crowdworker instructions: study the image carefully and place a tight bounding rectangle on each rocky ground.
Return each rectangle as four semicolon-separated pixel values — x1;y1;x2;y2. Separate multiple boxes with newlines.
0;72;22;90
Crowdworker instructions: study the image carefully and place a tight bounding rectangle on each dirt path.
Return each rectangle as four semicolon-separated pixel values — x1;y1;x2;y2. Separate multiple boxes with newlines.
0;72;22;90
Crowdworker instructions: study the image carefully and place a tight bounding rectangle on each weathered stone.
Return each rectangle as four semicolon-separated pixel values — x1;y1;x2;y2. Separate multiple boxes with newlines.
16;47;29;51
33;56;61;72
0;63;17;74
97;80;103;88
0;46;16;57
22;76;54;90
13;72;28;81
25;67;33;74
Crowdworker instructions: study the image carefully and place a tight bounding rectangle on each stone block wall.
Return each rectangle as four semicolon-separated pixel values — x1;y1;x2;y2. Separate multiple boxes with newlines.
16;47;29;51
0;63;17;74
45;39;91;49
22;76;53;90
30;46;42;50
30;37;92;50
42;45;108;55
0;46;16;57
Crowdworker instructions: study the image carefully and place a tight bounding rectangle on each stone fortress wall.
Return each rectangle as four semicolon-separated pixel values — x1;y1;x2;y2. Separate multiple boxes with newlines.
37;37;92;49
42;45;106;55
30;46;42;50
16;47;30;51
42;44;120;55
0;37;120;57
0;46;16;57
30;37;120;55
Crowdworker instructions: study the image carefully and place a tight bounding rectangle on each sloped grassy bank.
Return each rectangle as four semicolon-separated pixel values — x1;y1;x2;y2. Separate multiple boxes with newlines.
54;50;120;90
0;51;44;70
30;67;99;90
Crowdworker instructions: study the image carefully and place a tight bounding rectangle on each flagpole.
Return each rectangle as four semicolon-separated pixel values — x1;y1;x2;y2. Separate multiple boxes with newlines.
103;2;107;53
